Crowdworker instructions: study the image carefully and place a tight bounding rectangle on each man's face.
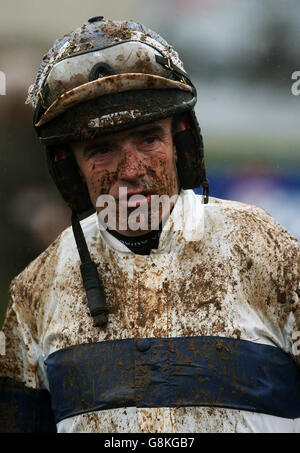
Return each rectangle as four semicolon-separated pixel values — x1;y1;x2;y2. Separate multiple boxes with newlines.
71;117;179;236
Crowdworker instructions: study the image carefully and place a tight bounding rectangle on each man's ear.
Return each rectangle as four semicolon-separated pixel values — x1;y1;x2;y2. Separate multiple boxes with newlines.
177;113;191;132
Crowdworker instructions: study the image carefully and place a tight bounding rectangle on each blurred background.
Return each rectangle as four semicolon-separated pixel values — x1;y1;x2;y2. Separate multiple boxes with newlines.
0;0;299;325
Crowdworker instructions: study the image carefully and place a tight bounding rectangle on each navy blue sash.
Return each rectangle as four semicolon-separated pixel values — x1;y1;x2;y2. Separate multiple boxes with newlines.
0;377;56;432
45;336;300;423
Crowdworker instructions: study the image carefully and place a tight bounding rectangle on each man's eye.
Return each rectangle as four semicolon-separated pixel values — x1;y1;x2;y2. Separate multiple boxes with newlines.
88;147;111;157
143;136;157;145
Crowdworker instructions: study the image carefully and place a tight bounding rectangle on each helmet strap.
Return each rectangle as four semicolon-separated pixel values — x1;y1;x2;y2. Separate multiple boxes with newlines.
71;212;108;328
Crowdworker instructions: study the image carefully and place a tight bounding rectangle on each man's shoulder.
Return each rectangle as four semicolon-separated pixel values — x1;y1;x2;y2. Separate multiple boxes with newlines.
10;212;98;298
9;231;66;304
204;194;299;252
206;194;272;219
180;190;299;250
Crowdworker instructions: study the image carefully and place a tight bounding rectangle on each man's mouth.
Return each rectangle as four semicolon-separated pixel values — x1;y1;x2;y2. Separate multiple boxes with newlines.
119;191;152;208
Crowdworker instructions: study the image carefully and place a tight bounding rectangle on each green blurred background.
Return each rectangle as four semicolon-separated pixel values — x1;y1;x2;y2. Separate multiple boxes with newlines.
0;0;299;326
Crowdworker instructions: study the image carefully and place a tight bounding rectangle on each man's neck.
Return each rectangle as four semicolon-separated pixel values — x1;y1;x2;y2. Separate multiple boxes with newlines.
108;226;162;255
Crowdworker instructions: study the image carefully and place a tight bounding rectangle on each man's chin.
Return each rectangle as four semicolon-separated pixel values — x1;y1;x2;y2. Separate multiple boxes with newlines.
96;191;178;233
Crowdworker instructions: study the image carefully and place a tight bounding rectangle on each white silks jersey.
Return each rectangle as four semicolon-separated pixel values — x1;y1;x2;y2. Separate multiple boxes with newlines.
0;190;300;433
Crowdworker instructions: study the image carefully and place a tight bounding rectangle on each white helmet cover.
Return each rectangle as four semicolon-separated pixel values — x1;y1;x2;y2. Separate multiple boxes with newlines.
28;19;196;145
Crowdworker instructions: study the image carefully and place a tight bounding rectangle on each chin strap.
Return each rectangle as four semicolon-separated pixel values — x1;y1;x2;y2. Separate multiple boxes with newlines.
202;180;209;204
71;212;108;328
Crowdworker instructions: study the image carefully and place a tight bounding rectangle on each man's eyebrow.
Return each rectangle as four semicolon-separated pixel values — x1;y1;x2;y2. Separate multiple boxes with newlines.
83;139;112;153
81;125;165;154
128;125;165;138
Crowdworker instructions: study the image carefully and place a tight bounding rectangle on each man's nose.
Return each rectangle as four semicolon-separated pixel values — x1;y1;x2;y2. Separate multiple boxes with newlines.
118;143;146;181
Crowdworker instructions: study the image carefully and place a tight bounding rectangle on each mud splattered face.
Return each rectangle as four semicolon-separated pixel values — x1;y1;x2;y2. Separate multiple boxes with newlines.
72;117;179;236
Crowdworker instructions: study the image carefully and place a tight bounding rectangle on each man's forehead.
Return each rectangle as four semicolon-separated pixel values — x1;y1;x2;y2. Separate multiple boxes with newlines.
73;117;172;148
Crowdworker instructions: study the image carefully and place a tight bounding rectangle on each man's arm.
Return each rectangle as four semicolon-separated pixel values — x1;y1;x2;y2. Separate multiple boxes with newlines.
289;242;300;368
0;279;56;433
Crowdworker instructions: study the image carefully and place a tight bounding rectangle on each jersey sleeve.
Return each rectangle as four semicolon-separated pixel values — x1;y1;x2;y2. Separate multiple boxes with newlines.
0;277;56;433
254;204;300;367
289;240;300;368
255;204;300;368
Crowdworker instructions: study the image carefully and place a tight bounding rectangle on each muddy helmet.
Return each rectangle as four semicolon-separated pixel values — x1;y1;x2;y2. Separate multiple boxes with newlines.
27;17;209;216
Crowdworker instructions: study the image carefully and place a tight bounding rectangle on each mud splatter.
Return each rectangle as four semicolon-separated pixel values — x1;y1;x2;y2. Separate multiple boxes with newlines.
101;21;134;41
